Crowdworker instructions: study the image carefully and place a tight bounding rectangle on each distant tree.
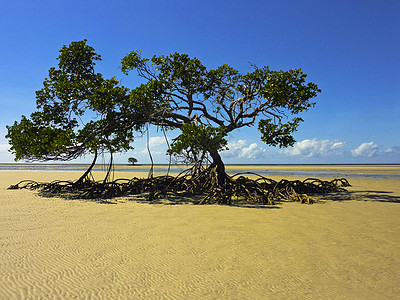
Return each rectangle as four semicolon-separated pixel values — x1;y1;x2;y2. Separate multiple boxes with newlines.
128;157;138;165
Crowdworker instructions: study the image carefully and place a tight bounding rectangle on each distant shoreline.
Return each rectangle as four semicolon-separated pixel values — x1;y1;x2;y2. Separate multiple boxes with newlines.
1;164;399;180
1;163;399;166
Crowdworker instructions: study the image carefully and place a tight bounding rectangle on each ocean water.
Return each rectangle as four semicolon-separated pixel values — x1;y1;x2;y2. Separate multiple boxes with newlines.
1;164;400;180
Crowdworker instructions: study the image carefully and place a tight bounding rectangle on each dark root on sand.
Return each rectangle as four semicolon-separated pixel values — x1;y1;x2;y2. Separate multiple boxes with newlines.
8;166;350;205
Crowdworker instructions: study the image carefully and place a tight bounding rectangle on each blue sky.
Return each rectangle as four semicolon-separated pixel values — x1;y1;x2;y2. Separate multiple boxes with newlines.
1;0;399;164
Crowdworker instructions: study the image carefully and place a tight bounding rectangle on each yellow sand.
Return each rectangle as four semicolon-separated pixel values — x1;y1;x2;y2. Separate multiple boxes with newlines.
1;168;400;299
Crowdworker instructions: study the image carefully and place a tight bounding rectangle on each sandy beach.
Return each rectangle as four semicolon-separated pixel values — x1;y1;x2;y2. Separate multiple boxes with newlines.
1;167;400;299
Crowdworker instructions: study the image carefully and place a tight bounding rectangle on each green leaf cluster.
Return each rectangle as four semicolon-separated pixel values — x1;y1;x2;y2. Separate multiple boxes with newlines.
128;157;138;165
6;116;75;161
258;117;302;148
6;40;145;161
167;124;228;159
7;40;321;165
121;50;320;158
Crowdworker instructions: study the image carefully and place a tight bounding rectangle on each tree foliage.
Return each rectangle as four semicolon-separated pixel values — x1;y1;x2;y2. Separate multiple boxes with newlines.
6;40;343;206
128;157;138;165
167;123;228;160
6;40;145;162
121;50;321;175
7;41;320;165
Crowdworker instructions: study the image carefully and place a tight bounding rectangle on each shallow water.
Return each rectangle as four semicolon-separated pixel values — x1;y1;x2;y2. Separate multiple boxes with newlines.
1;164;399;180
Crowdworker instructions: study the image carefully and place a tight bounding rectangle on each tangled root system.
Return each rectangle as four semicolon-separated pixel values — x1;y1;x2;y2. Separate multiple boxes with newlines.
8;166;350;205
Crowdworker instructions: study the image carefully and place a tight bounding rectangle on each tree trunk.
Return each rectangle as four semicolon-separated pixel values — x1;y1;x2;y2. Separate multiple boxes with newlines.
104;151;114;183
75;149;98;185
209;150;228;185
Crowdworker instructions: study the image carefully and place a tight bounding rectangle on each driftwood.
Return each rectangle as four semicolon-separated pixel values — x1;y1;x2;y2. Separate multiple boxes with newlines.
8;165;350;205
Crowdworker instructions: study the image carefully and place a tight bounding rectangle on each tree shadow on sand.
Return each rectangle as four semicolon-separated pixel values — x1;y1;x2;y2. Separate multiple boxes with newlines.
39;191;281;209
321;190;400;204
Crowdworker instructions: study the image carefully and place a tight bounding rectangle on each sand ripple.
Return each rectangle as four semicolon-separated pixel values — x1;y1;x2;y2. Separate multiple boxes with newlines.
1;171;400;299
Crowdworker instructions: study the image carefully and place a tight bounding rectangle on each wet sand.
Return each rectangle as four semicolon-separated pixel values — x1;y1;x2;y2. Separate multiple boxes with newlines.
227;164;400;174
1;168;400;299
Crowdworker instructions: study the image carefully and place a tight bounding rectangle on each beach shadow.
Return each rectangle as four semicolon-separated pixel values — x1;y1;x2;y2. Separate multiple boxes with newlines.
126;194;197;206
230;202;281;209
37;186;400;206
124;194;281;209
321;190;400;203
34;189;280;208
36;190;119;204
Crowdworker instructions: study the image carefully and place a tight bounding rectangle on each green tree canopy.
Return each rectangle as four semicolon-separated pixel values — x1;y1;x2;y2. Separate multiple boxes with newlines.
121;50;321;180
6;40;145;162
7;40;320;183
6;40;348;206
128;157;138;165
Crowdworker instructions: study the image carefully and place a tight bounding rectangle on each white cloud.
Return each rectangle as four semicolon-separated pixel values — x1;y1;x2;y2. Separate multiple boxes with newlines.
0;143;14;162
223;140;266;159
383;146;400;154
281;138;346;157
148;136;167;148
351;142;378;157
140;149;164;155
331;141;346;150
0;144;10;152
138;136;169;155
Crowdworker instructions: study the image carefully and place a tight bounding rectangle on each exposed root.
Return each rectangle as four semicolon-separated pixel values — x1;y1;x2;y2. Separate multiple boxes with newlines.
7;168;351;205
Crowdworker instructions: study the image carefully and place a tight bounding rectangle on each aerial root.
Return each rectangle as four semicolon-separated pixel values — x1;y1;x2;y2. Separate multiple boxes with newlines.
7;168;351;205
